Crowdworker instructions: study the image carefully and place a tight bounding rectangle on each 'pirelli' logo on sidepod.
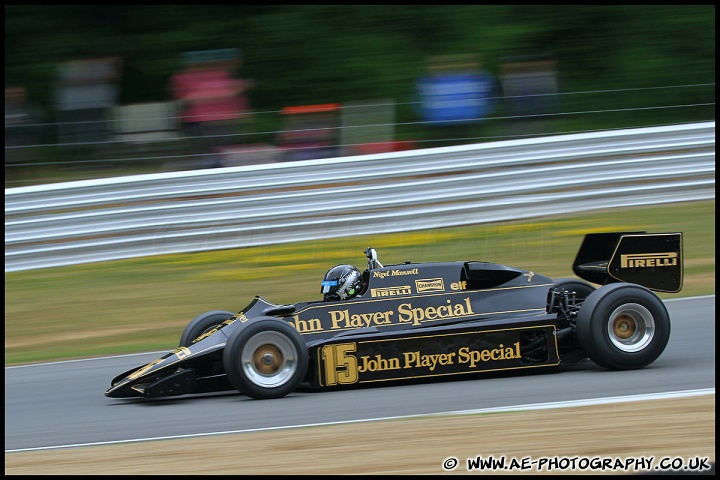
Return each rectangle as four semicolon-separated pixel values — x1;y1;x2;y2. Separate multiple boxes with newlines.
620;252;678;268
415;278;445;292
370;286;412;297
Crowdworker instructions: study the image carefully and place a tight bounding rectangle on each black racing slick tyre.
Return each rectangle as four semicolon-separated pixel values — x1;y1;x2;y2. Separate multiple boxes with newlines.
179;310;235;347
223;317;308;400
576;283;670;370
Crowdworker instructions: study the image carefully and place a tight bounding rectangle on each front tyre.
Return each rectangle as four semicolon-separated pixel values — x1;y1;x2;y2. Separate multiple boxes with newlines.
223;317;308;399
179;310;235;347
576;283;670;370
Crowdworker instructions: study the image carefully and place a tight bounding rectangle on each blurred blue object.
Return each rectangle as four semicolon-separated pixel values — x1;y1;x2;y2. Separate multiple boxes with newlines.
416;55;496;125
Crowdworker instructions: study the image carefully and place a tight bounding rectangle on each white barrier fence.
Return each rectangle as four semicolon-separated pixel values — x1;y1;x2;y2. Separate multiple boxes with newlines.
4;122;715;272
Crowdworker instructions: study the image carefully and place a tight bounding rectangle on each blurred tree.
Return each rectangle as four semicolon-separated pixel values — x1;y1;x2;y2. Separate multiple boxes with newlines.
5;5;715;137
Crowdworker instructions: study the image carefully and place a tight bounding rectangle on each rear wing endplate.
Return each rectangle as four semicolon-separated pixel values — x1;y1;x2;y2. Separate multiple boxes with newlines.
572;232;683;293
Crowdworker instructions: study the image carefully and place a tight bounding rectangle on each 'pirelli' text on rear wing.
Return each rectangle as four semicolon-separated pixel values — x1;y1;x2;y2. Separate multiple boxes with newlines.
572;232;683;293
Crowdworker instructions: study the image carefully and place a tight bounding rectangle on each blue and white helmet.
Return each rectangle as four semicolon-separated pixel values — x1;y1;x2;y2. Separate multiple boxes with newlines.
321;264;362;301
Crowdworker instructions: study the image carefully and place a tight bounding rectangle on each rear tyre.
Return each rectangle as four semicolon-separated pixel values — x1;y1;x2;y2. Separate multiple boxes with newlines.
179;310;235;347
223;317;308;399
576;283;670;370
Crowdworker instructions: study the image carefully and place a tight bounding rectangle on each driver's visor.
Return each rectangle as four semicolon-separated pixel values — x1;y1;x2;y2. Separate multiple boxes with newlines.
321;279;339;293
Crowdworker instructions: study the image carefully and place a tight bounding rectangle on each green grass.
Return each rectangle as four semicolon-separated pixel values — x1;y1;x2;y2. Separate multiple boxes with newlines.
4;200;714;366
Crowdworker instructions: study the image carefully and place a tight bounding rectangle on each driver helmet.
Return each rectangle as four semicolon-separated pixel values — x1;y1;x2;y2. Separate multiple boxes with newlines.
321;264;362;301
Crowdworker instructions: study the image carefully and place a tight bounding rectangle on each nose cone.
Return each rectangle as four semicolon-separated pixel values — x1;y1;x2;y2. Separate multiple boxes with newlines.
105;378;144;398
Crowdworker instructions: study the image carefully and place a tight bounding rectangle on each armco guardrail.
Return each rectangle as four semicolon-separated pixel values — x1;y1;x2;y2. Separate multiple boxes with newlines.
4;122;715;272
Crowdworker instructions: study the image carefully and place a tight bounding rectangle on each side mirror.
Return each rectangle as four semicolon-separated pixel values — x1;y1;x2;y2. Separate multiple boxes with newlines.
365;247;383;270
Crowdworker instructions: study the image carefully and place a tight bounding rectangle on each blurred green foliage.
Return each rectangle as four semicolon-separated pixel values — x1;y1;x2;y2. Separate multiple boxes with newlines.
5;5;715;135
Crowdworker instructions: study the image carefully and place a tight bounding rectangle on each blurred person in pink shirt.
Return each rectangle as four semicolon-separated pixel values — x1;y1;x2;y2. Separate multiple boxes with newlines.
171;49;253;166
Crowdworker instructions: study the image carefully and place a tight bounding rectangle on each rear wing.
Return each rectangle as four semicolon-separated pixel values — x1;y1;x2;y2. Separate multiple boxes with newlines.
572;232;683;293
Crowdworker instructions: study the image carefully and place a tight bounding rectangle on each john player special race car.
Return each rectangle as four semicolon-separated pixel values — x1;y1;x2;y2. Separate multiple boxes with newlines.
106;231;683;400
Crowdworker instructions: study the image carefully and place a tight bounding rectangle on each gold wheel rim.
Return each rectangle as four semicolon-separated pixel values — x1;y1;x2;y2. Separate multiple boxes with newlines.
252;344;283;375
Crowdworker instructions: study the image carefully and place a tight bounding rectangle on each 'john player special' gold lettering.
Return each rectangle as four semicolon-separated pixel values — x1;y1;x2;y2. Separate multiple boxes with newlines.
288;296;478;334
316;326;560;387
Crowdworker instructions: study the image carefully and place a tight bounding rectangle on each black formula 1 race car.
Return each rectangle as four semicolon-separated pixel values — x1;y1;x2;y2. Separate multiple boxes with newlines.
106;231;683;400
